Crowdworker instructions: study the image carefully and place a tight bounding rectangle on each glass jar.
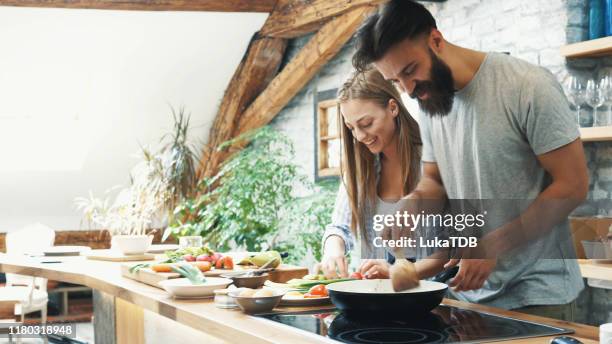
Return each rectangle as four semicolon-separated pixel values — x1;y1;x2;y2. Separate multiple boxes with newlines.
178;236;202;249
214;288;238;309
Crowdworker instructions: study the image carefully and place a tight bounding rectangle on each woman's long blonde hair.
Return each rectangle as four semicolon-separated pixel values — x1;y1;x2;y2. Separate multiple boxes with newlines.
337;68;422;241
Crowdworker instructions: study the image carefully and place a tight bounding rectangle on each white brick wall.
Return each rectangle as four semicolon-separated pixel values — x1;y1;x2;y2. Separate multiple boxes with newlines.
271;0;612;206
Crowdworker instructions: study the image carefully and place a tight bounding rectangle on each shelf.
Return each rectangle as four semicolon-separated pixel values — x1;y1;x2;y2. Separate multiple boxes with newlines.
561;36;612;58
580;126;612;141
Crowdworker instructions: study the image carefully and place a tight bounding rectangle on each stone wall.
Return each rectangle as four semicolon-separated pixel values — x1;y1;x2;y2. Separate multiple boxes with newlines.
271;0;612;325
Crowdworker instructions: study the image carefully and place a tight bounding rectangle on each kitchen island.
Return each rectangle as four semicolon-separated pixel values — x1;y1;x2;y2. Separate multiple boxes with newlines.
0;254;600;344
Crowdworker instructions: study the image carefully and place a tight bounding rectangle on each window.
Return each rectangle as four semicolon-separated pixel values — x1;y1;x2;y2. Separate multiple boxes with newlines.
315;89;341;179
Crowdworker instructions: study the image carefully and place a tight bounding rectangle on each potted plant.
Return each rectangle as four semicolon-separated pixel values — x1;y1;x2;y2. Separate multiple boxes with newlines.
76;107;199;254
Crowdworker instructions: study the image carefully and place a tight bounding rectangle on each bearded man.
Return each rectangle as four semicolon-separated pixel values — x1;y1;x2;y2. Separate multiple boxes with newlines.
353;0;588;321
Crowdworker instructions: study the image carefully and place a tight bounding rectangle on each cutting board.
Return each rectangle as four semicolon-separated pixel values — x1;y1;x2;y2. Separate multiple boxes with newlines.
121;263;308;289
85;249;156;262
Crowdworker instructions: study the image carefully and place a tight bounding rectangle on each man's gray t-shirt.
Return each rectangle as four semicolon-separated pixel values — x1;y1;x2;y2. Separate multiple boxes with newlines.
419;52;584;309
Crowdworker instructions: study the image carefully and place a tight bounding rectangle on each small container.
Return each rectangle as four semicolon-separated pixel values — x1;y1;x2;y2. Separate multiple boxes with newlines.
178;236;203;249
214;288;238;309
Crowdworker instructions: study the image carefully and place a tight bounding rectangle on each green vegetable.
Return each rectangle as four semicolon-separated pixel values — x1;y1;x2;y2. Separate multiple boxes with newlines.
164;246;214;263
286;278;355;291
170;263;207;285
129;263;151;274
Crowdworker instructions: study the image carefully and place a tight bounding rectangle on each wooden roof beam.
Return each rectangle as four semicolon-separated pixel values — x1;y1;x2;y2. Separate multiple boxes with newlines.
260;0;386;38
237;6;375;135
197;34;287;179
0;0;278;12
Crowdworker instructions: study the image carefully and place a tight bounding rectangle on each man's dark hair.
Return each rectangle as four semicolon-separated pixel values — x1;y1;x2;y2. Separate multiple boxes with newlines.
353;0;437;72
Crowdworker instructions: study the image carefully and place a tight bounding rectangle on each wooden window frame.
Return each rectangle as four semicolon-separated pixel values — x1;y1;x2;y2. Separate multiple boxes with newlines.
314;89;341;181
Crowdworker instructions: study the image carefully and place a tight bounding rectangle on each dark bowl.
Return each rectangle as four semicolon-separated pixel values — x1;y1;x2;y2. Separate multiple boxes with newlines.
221;272;270;288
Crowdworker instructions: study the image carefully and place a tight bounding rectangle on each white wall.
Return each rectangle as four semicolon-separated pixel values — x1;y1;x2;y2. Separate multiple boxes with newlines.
0;7;267;231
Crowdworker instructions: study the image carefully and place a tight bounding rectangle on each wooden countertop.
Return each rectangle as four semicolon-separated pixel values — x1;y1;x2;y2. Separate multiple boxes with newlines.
0;254;600;344
578;259;612;281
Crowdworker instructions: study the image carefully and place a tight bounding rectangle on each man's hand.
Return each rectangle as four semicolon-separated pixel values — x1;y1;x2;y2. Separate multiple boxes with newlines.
359;259;391;279
445;258;496;291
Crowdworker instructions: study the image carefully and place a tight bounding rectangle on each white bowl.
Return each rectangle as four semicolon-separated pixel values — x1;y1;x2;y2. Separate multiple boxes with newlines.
159;277;232;298
113;235;153;255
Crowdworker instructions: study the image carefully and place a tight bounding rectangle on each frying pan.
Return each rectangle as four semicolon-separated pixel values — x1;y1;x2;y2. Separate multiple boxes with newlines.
327;266;458;314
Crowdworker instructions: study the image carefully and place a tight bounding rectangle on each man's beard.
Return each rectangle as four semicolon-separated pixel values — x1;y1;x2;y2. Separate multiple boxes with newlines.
410;49;455;117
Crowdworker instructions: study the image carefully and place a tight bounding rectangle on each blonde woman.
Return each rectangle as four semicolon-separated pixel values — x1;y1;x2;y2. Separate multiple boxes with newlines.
315;68;446;279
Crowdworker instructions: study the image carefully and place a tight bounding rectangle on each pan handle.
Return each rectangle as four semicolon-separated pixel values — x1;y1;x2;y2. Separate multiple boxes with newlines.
431;266;459;283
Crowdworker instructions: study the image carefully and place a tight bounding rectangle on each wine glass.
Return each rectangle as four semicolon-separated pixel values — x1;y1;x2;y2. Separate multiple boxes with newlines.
565;76;586;126
601;75;612;125
586;79;606;126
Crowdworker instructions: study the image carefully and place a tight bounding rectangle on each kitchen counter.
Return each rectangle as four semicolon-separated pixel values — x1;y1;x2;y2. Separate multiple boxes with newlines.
578;259;612;282
0;254;600;344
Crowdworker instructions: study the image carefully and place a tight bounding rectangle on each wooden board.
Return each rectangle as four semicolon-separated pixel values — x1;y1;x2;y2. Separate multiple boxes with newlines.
560;36;612;58
0;0;277;12
85;250;156;262
235;7;374;137
121;263;308;289
261;0;386;38
580;126;612;142
197;35;287;180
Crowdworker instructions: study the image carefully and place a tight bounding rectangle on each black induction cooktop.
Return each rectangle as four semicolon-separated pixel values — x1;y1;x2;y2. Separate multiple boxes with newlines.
258;305;573;343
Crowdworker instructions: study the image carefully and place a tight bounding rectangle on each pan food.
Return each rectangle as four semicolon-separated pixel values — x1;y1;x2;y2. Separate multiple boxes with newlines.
327;279;448;314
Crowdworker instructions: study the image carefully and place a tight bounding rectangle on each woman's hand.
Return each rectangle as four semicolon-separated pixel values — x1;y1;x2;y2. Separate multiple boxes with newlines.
359;259;390;279
313;236;349;279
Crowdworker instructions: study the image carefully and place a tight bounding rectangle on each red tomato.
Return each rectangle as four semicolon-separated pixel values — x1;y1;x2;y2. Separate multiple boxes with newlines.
215;257;224;269
182;254;196;262
223;256;234;270
350;272;363;280
308;284;328;297
197;254;213;262
303;293;322;298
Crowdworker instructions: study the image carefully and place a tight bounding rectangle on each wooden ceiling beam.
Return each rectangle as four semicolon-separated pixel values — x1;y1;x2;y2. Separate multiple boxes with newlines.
260;0;386;38
0;0;278;12
197;34;287;179
236;6;374;135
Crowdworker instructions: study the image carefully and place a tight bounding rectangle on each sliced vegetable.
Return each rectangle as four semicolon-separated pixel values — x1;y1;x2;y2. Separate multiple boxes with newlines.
151;264;173;273
350;272;364;280
304;293;323;298
287;278;354;290
308;284;328;297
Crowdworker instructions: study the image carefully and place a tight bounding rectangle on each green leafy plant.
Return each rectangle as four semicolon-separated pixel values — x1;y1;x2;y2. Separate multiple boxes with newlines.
75;107;198;236
278;179;339;263
165;127;338;265
166;127;307;252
